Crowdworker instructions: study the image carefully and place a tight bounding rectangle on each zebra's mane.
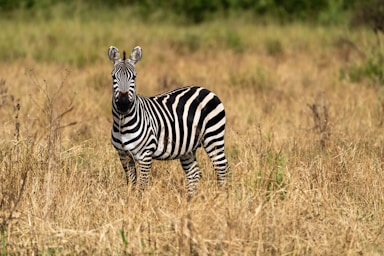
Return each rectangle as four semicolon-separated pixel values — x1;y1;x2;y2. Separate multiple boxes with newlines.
123;51;126;61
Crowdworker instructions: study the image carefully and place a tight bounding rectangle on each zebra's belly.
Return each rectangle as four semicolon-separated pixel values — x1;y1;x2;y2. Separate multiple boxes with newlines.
152;137;200;160
112;128;194;161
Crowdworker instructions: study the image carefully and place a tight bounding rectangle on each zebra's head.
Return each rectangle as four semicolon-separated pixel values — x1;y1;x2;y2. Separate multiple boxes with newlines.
108;45;142;113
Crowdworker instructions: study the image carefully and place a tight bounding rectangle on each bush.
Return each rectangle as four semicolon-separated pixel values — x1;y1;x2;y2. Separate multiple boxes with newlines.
341;52;384;85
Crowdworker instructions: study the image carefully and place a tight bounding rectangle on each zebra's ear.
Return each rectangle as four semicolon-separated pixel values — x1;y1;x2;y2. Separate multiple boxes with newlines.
108;46;120;64
129;46;142;65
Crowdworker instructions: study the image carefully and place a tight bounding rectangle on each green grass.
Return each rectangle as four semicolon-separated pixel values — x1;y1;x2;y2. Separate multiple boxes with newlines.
0;6;353;67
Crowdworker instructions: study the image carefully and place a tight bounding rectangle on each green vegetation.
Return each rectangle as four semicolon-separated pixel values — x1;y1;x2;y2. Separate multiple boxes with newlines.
0;0;375;24
341;51;384;85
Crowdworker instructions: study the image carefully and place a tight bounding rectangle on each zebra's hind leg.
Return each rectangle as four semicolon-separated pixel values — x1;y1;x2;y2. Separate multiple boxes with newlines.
203;135;229;186
118;150;137;185
180;151;201;194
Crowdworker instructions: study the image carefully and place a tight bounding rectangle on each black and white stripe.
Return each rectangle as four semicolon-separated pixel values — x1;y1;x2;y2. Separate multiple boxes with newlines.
108;45;229;193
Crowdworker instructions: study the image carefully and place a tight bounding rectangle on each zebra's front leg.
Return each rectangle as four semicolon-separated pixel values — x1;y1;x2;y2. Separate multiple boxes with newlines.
180;151;201;194
118;150;137;185
137;155;153;190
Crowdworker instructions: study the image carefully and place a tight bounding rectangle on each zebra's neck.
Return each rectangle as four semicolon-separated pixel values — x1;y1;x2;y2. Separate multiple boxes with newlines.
112;95;157;154
113;94;152;131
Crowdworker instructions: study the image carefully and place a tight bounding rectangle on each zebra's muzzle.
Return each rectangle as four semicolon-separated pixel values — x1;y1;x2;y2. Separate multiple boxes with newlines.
117;92;131;113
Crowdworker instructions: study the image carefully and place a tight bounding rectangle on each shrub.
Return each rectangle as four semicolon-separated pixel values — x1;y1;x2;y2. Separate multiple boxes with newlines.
341;52;384;85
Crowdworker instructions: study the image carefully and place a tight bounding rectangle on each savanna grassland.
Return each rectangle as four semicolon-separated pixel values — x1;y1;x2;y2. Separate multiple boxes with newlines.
1;6;384;255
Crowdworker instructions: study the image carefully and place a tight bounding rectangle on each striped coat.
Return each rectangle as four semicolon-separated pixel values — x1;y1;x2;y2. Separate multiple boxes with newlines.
109;45;229;193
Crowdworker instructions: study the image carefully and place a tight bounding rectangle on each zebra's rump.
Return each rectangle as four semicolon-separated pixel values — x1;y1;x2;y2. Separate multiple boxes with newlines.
149;86;226;160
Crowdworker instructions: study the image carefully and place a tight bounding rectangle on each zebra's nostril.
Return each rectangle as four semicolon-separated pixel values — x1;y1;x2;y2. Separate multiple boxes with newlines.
117;92;130;112
118;92;128;100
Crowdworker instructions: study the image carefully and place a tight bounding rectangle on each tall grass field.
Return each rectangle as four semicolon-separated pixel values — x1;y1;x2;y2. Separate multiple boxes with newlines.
1;6;384;255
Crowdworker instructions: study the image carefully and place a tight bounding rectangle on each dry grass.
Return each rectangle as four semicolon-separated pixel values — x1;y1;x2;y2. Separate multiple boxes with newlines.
0;15;384;255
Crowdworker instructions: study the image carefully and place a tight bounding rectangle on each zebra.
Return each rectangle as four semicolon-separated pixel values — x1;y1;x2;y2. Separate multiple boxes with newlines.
108;45;229;194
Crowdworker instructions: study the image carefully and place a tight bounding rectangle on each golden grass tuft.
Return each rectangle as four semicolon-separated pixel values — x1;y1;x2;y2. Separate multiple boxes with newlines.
1;14;384;254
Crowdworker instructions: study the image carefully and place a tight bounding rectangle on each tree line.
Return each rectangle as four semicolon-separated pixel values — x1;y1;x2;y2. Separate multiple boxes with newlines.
0;0;383;26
